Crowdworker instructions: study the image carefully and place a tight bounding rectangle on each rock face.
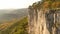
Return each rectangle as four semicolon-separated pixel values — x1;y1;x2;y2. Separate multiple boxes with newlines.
28;8;60;34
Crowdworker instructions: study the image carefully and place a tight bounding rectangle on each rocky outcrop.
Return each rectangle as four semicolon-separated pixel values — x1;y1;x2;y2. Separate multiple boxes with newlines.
28;7;60;34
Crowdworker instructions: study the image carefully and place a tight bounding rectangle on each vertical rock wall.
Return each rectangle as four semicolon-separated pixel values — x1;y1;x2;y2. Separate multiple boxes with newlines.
28;8;60;34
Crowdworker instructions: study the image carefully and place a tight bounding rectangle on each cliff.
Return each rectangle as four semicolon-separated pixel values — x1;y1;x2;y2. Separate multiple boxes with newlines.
28;0;60;34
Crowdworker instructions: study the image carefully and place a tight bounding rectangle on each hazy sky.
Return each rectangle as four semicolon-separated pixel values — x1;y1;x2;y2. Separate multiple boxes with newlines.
0;0;41;9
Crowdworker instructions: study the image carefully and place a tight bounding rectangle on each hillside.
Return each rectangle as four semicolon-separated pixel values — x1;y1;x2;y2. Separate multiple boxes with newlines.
0;17;28;34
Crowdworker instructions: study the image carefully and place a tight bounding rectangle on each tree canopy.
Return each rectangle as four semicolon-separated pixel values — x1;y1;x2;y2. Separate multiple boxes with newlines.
29;0;60;10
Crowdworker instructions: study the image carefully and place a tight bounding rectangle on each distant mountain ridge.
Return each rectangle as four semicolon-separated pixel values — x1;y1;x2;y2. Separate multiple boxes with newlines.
0;8;28;23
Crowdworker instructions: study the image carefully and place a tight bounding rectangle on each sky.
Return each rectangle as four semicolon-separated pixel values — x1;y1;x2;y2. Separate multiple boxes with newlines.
0;0;41;9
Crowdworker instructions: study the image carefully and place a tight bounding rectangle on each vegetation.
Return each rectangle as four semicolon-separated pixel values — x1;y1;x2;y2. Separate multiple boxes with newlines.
0;17;28;34
29;0;60;10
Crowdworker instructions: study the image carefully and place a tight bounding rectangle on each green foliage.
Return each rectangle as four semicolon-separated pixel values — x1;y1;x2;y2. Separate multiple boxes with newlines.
0;17;28;34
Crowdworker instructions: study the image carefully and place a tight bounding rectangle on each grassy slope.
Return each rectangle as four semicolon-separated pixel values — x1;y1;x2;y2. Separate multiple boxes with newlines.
0;17;28;34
